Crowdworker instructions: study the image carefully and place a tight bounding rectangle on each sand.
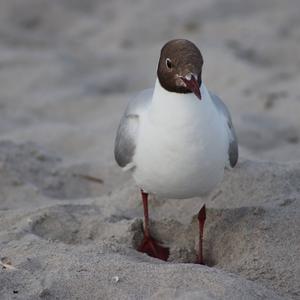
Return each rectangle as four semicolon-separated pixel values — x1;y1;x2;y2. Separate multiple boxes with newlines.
0;0;299;299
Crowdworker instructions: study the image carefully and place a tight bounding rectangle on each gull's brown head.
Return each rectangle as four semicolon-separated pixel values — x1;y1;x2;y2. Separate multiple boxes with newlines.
157;39;203;100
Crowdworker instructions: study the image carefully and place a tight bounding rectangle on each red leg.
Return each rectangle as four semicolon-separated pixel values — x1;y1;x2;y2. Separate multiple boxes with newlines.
141;190;150;238
196;204;206;264
137;190;169;261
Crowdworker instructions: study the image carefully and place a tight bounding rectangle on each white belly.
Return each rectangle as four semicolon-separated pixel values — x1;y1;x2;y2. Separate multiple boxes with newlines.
132;83;228;199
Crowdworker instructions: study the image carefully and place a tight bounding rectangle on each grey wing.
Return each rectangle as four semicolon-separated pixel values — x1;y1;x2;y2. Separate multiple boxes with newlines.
114;89;153;169
210;92;238;168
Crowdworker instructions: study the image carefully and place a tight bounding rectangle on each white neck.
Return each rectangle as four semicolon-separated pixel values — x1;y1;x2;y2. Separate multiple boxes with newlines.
148;79;214;126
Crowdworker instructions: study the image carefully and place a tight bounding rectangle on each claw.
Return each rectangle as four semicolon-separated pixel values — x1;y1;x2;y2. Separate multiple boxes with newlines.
138;234;169;261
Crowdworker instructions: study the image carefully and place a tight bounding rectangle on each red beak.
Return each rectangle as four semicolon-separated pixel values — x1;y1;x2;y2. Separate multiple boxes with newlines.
180;75;202;100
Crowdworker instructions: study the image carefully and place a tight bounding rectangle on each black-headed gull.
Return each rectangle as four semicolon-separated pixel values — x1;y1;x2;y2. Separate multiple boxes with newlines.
114;39;238;264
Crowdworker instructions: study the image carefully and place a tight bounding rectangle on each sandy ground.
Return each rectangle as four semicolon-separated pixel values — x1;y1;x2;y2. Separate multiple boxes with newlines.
0;0;299;299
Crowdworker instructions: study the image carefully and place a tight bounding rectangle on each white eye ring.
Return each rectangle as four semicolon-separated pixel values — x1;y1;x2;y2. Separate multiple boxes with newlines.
166;58;172;69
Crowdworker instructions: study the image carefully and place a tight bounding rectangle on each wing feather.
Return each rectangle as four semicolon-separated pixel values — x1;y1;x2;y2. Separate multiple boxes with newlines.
114;89;152;169
210;92;238;168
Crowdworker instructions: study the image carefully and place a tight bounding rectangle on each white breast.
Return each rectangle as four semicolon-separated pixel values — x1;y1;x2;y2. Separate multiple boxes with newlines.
132;80;229;199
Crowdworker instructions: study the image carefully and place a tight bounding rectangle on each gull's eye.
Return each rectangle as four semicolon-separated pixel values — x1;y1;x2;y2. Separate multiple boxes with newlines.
166;58;172;69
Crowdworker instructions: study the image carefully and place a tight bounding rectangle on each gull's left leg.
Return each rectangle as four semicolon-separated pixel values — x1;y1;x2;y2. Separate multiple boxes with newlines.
196;204;206;264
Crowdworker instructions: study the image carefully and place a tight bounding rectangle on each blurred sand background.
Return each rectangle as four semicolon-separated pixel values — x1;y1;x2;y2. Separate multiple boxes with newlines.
0;0;299;299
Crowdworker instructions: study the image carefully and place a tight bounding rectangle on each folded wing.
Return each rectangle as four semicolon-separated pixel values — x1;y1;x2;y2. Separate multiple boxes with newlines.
114;89;153;170
210;92;238;168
